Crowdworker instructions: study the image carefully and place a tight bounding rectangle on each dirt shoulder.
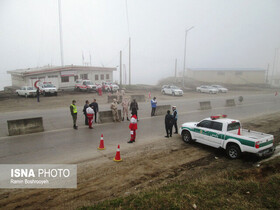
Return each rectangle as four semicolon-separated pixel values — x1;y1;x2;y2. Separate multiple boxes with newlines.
0;89;275;113
0;112;279;209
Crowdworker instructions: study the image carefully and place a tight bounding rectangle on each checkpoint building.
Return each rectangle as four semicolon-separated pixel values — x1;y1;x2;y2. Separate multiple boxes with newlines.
186;68;266;85
7;65;117;89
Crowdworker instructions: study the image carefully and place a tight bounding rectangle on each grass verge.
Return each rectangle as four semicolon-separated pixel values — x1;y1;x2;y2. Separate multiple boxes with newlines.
81;156;280;210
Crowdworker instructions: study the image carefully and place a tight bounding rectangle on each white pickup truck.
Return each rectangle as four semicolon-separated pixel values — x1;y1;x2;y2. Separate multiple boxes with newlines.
179;115;275;159
39;83;58;96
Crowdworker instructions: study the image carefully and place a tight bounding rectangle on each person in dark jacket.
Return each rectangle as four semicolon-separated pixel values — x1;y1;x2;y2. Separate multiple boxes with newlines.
172;106;178;134
130;99;139;120
90;99;99;123
36;87;40;102
83;100;89;125
165;110;174;138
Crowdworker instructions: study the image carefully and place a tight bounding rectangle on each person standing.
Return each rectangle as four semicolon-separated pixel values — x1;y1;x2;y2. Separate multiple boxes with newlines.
70;100;78;130
90;99;99;123
128;114;138;143
86;105;95;129
121;89;125;96
116;90;120;101
98;86;102;96
83;100;89;125
36;87;40;102
165;110;174;138
130;99;139;120
122;97;130;121
172;106;178;134
111;99;120;122
151;97;157;117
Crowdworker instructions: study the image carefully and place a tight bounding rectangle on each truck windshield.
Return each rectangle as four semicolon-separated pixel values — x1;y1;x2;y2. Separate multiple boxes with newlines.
85;81;93;85
227;122;240;131
43;84;54;88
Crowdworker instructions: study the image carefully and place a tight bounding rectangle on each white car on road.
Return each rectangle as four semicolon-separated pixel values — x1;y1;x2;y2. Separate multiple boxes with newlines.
211;85;228;93
196;85;218;94
16;86;37;98
162;85;184;96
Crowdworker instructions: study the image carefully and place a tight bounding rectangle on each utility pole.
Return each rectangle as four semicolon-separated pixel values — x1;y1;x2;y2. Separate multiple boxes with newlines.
183;26;194;88
120;51;122;86
175;58;177;78
266;63;269;84
271;48;279;85
123;64;127;85
58;0;64;66
129;37;131;86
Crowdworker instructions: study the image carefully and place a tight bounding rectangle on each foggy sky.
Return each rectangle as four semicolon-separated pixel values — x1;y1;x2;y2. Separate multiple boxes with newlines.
0;0;280;89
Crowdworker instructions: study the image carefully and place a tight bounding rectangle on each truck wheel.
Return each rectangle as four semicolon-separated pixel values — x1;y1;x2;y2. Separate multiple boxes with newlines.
25;93;28;98
54;92;58;96
172;92;175;96
182;130;192;143
226;144;241;159
43;91;46;96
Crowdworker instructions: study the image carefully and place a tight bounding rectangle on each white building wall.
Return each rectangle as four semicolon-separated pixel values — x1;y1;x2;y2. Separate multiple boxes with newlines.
11;75;25;87
10;68;114;89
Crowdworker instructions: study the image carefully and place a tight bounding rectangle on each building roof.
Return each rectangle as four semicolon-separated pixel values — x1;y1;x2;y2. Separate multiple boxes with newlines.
7;65;117;76
188;68;266;72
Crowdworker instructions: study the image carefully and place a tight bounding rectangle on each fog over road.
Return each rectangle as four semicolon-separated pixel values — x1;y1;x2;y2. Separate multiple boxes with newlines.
0;93;279;164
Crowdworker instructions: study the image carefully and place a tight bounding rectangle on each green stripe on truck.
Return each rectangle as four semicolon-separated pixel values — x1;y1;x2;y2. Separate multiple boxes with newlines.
182;127;255;147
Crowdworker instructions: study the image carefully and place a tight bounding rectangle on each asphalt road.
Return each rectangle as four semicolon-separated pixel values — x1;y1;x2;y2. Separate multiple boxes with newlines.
0;93;279;164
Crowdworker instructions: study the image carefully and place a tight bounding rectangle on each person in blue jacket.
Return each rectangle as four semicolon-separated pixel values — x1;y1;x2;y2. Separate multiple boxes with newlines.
151;97;157;117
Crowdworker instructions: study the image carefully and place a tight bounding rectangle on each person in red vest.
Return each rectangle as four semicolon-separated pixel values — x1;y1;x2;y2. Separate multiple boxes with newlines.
86;105;95;129
128;114;138;143
98;86;102;96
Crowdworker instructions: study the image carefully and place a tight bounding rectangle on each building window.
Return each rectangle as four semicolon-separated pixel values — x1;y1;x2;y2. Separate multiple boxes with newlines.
74;75;78;81
101;74;104;80
106;74;110;80
95;75;99;81
39;76;45;79
80;74;88;79
61;76;69;83
235;72;243;75
217;72;225;75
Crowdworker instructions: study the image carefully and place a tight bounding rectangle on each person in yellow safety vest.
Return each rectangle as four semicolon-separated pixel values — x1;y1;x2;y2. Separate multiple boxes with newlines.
70;100;78;129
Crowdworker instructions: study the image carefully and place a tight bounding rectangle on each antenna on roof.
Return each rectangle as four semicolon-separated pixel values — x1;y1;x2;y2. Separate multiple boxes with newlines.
58;0;64;66
89;51;92;66
82;50;85;65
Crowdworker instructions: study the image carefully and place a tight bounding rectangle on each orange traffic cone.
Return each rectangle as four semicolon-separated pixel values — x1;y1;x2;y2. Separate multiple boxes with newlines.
98;134;105;150
113;144;122;162
237;127;241;135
